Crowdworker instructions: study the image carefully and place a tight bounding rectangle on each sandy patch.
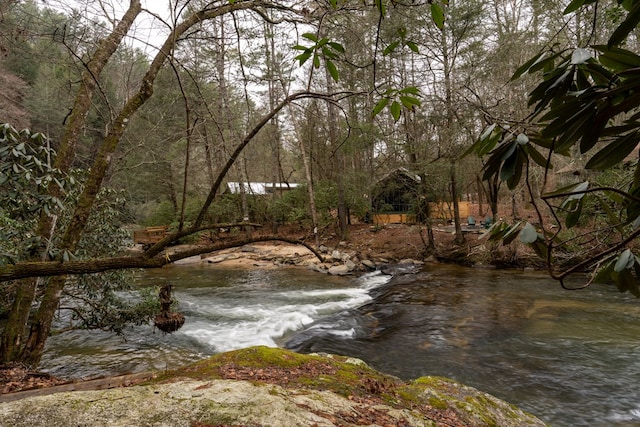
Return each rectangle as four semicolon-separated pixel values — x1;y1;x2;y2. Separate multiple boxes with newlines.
200;243;319;269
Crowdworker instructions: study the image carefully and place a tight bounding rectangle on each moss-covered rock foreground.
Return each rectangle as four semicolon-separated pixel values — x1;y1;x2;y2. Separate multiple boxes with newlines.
0;346;548;426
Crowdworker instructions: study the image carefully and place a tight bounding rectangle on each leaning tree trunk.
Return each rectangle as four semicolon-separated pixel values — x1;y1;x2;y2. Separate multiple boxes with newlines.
476;175;485;217
20;275;66;365
0;278;39;363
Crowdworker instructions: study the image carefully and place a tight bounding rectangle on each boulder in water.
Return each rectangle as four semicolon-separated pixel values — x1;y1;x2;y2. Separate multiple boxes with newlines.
328;264;352;276
362;259;376;270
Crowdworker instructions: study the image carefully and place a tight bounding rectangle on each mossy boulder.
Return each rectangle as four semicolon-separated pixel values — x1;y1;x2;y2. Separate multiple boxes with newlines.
0;346;548;427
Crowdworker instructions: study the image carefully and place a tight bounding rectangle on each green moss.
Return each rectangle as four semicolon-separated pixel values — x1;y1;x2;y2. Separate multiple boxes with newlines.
149;346;399;399
395;376;456;409
393;387;423;407
399;375;520;426
428;396;449;410
413;376;458;387
268;387;280;396
142;347;548;427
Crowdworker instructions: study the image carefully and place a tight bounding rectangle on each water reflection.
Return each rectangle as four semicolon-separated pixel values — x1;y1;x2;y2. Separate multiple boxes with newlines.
287;265;640;427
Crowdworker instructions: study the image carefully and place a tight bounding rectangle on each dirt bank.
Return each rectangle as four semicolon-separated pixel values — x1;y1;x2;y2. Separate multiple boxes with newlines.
186;223;544;270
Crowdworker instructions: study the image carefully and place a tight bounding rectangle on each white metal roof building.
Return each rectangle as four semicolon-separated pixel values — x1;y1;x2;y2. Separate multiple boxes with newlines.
225;182;300;195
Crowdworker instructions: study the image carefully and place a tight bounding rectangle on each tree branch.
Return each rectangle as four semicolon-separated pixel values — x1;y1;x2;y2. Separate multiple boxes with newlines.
0;236;325;282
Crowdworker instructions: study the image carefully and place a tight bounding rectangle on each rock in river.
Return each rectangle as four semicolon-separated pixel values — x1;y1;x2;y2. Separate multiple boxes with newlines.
0;347;548;427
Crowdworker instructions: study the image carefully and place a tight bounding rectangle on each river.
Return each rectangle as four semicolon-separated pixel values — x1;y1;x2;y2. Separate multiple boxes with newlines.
41;263;640;427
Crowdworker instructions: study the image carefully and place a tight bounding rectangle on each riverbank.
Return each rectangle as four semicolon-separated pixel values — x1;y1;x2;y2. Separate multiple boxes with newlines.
168;222;544;272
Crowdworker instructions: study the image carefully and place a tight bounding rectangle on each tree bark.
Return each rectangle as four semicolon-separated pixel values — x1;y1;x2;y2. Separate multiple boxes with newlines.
440;14;465;246
290;104;320;247
21;275;66;365
419;173;436;251
0;279;38;363
486;174;500;219
476;175;484;217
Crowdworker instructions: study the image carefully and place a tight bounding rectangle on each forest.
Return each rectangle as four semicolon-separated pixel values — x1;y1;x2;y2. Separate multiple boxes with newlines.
2;0;640;366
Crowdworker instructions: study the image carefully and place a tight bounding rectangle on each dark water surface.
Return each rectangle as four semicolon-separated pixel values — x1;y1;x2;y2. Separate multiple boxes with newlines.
42;264;640;427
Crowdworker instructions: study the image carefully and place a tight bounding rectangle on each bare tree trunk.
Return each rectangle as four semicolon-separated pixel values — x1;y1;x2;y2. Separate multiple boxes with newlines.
240;156;253;237
202;123;215;184
486;174;500;219
291;107;320;247
167;164;179;215
419;174;436;251
451;163;465;245
20;275;65;365
476;175;485;217
325;69;347;239
511;192;519;220
175;68;192;231
441;23;465;246
0;278;38;363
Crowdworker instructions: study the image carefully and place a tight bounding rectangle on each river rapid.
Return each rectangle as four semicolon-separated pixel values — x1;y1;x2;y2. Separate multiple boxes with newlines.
41;263;640;427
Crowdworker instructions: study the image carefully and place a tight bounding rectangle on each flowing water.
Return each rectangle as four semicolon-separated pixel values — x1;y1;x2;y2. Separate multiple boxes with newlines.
41;263;640;427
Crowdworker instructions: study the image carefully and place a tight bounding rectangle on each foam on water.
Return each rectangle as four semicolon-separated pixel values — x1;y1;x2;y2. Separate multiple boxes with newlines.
607;406;640;427
40;269;392;379
355;271;394;290
176;270;391;352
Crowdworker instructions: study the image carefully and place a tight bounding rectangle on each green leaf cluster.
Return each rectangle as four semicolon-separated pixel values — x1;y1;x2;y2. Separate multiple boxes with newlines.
0;123;73;266
372;86;422;122
56;187;160;335
508;10;640;173
0;123;69;219
464;124;550;190
374;0;447;29
63;279;161;335
469;0;640;296
293;33;345;82
484;220;549;259
594;249;640;297
382;26;420;57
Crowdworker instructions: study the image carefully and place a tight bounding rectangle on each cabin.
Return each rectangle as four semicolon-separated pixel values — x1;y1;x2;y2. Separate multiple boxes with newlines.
370;168;470;224
371;169;422;225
